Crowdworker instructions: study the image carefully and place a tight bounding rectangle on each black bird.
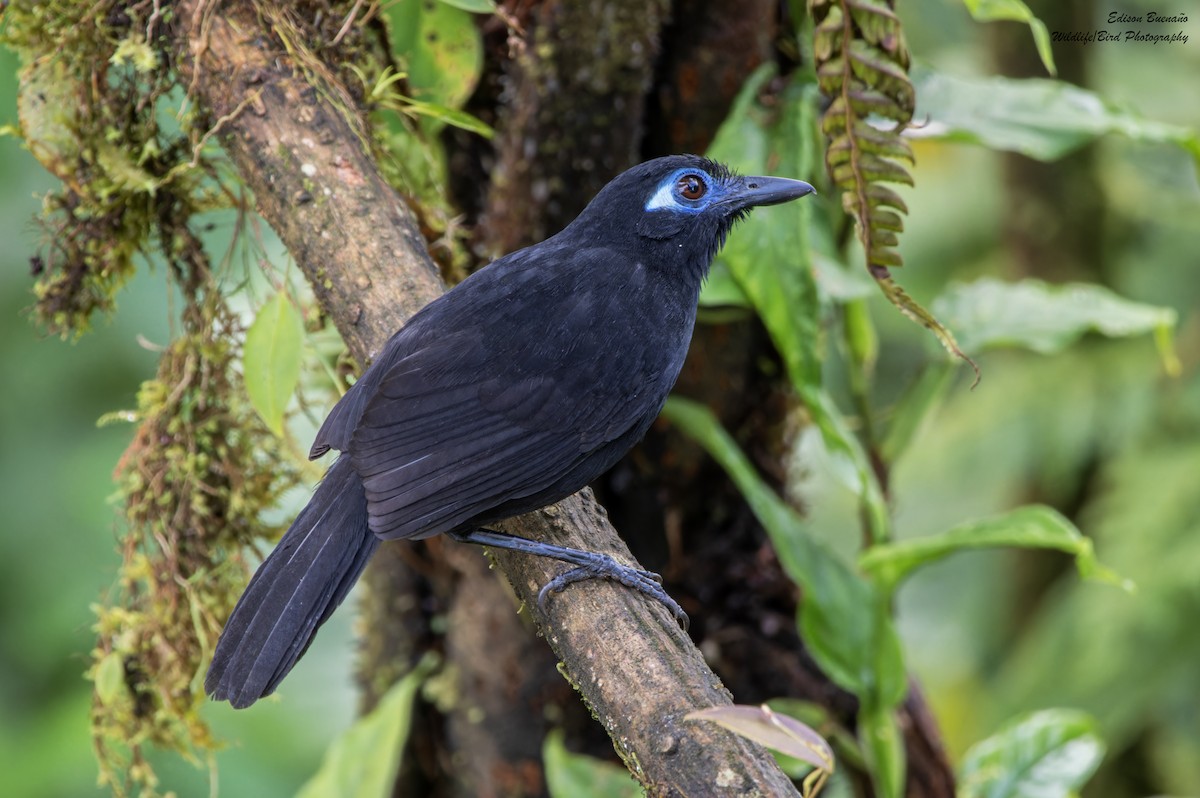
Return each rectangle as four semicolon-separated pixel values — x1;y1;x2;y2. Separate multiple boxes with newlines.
207;155;814;708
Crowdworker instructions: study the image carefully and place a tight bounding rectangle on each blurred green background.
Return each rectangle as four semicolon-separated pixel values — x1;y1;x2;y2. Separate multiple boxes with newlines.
2;1;1199;795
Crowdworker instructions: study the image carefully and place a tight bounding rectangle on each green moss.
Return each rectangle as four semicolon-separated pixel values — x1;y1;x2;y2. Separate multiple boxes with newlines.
91;294;298;798
3;0;212;337
4;5;313;794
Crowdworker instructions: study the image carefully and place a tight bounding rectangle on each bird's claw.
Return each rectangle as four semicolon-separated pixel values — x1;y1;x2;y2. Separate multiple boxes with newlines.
537;559;689;631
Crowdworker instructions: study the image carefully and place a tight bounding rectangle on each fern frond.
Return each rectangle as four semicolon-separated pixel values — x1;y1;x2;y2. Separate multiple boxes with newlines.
811;0;977;378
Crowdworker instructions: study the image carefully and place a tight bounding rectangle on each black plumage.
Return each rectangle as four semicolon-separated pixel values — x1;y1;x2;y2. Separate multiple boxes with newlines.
207;154;814;708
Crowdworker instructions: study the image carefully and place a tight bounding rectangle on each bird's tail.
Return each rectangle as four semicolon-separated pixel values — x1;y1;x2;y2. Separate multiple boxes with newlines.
206;455;379;708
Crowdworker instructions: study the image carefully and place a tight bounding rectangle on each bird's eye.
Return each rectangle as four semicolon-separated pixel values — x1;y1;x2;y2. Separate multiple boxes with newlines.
677;174;706;201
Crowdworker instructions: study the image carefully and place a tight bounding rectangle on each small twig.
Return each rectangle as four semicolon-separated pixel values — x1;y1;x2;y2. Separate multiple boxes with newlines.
185;89;262;170
331;0;366;45
184;0;219;108
145;0;165;42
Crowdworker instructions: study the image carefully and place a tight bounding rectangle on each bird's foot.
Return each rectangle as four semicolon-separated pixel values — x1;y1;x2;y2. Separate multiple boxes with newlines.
538;558;689;631
451;527;689;630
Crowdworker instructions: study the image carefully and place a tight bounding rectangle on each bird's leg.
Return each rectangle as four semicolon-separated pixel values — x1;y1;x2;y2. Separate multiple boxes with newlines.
448;528;689;630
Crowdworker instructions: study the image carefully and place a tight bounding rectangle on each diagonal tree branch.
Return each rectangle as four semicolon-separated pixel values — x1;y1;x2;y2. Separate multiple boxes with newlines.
171;1;799;794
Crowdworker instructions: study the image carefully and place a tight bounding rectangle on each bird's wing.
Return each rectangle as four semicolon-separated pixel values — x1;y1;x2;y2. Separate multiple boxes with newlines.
335;247;670;540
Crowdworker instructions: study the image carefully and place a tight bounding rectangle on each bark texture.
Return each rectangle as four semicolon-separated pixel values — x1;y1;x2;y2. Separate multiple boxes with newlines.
479;0;671;255
171;1;798;795
644;0;778;155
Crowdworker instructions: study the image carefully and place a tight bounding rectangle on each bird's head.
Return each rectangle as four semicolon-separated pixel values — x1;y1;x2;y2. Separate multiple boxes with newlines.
564;155;815;279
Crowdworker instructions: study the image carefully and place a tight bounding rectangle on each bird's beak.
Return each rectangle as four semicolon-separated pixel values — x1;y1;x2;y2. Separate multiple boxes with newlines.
726;175;816;211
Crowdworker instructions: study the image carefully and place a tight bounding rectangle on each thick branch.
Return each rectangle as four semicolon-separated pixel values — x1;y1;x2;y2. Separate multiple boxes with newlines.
172;1;797;794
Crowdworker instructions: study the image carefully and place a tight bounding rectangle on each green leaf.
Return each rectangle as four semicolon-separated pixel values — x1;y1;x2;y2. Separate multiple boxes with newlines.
706;69;891;544
708;66;820;389
387;0;483;111
960;0;1057;75
296;656;435;798
437;0;496;12
912;66;1200;173
959;709;1105;798
858;505;1133;595
243;292;304;437
92;652;126;707
806;389;892;544
397;96;494;138
931;277;1180;374
543;728;640;798
662;398;905;706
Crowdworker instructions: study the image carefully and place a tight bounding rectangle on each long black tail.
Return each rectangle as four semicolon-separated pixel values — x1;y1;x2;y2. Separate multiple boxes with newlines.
206;455;379;708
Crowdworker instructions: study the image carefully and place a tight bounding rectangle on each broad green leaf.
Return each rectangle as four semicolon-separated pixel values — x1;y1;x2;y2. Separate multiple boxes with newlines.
296;656;435;798
708;65;820;389
706;68;891;544
663;398;905;706
960;0;1056;75
543;728;640;798
959;710;1105;798
858;505;1133;595
931;277;1180;374
243;292;304;437
911;67;1200;173
388;0;482;111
